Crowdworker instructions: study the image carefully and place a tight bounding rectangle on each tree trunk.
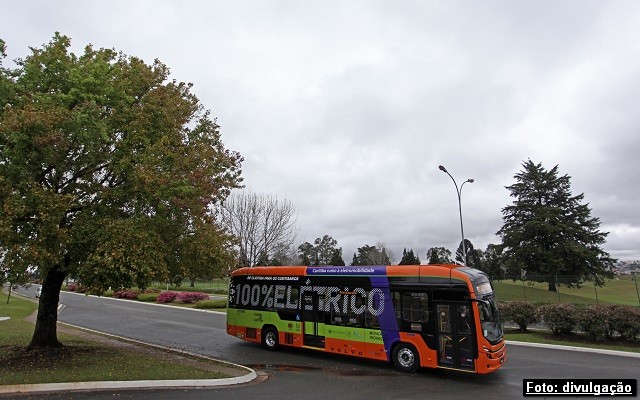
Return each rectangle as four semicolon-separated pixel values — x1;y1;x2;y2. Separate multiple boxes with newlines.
27;266;67;350
547;276;557;292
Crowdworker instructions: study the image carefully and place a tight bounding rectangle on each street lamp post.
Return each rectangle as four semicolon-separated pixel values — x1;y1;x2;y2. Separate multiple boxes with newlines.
439;165;474;264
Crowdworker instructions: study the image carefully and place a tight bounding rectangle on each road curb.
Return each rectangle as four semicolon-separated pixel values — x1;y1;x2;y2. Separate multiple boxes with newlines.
0;373;258;395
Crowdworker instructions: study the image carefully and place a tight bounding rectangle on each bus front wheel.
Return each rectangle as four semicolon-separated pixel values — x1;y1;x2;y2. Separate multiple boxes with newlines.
261;327;279;351
392;343;420;373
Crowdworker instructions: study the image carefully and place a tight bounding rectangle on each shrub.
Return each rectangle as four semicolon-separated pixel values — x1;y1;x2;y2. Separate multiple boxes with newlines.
114;289;141;300
175;291;210;304
499;301;538;332
194;299;228;309
156;291;178;303
67;283;78;292
137;293;159;302
576;304;613;341
609;305;640;342
537;303;578;335
142;288;161;294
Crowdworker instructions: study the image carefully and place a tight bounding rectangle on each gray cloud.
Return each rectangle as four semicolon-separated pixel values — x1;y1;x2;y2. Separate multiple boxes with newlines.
4;0;640;261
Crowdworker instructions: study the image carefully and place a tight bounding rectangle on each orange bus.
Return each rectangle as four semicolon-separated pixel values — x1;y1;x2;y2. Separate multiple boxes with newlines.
226;264;505;374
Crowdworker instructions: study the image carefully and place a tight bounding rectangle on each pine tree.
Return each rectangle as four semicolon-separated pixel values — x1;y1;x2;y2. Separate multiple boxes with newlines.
497;160;615;291
399;248;421;265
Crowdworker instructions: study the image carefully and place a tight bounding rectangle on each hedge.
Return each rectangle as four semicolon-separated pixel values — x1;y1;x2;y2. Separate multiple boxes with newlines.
194;299;228;309
498;301;538;332
156;291;178;304
498;302;640;342
175;292;210;304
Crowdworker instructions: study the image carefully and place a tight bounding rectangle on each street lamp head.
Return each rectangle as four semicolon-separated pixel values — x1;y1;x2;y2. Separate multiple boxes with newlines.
438;165;448;173
467;178;475;183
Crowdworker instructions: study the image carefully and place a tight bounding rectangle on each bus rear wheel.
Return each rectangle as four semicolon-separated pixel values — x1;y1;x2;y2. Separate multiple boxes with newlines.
392;343;420;373
262;327;279;351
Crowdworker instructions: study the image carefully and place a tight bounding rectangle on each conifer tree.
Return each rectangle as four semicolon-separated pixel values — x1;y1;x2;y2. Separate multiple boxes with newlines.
497;160;615;291
399;248;421;265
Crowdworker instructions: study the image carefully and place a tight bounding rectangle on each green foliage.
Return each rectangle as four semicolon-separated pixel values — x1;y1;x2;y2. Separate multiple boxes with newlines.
0;33;242;347
480;244;505;280
537;303;578;335
575;304;613;341
194;299;227;309
426;247;452;264
351;244;391;266
399;248;420;265
329;248;346;266
497;160;615;291
498;301;538;332
136;293;159;302
609;305;640;341
298;235;345;266
455;239;481;267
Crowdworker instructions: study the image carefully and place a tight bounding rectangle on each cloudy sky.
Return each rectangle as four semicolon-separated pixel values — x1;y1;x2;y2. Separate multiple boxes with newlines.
3;1;640;262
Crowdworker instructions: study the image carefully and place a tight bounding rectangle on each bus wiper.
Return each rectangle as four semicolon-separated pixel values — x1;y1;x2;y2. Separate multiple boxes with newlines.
464;296;490;306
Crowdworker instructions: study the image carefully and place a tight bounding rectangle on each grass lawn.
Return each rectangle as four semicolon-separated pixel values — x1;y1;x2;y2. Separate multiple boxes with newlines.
0;291;237;386
494;275;640;306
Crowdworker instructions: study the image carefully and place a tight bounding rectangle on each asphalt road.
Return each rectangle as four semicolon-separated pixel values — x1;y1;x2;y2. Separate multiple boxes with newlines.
7;286;640;399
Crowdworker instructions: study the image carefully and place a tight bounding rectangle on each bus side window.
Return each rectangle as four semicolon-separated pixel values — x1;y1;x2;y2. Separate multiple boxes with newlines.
402;292;429;323
331;293;365;327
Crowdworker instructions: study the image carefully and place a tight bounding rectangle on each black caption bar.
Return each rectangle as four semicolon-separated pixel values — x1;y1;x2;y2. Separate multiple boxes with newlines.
523;379;637;396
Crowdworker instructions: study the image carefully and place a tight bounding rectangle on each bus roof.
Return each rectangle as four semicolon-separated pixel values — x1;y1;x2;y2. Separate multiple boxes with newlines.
230;264;485;282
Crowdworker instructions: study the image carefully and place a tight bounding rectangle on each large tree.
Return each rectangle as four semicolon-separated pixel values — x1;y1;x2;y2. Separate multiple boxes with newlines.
480;244;505;281
0;34;242;349
297;235;344;266
219;191;297;267
455;239;482;268
351;243;391;266
399;248;421;265
426;247;452;264
497;160;615;291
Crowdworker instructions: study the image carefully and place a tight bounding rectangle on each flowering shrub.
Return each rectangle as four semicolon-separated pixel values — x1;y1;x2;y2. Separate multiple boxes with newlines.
499;301;538;332
576;304;613;341
175;291;210;304
608;305;640;342
156;291;178;304
537;303;578;335
67;283;78;292
114;289;141;299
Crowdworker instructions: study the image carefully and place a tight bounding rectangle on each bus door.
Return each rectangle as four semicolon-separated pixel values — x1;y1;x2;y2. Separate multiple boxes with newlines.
302;293;325;348
435;302;475;370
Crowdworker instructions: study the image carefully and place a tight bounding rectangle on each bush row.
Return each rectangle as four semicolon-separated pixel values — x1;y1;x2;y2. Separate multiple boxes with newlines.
155;291;210;304
194;299;228;309
113;288;160;300
499;301;640;342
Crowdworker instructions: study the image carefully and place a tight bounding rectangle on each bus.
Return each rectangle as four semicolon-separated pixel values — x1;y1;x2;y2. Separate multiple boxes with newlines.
226;264;505;374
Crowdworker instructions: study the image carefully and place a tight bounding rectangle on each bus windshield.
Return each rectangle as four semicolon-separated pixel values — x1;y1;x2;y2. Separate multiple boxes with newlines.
477;294;503;344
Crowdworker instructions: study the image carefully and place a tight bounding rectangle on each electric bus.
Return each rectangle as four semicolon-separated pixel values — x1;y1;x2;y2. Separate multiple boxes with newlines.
226;264;505;374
